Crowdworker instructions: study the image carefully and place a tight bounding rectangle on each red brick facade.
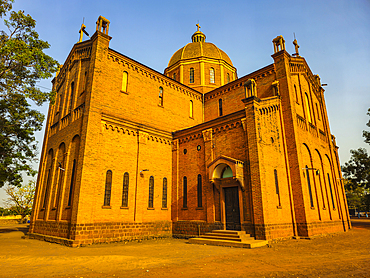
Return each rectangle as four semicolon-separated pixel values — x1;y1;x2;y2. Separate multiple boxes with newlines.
29;18;350;246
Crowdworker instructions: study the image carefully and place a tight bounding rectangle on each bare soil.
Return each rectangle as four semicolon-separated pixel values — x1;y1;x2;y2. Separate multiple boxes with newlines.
0;219;369;278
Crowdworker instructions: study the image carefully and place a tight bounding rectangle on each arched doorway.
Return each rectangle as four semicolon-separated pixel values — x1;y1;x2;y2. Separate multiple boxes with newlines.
211;161;243;231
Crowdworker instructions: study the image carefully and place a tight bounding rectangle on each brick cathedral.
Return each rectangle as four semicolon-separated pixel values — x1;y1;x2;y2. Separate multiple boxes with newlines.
29;16;351;247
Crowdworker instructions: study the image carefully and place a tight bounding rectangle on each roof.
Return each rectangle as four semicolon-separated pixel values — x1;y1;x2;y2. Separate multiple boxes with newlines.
168;41;234;68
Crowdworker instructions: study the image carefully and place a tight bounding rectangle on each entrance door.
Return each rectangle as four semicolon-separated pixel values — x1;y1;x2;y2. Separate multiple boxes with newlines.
224;187;241;230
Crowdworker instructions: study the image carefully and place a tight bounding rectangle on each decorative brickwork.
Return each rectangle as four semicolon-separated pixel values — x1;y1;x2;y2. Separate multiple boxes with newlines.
29;220;171;247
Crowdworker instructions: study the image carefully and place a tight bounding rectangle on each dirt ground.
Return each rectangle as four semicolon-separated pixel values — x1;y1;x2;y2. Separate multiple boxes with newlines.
0;219;370;278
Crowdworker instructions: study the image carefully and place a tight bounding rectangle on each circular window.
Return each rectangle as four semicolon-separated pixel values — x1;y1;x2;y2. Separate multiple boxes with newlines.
183;149;187;154
197;145;201;151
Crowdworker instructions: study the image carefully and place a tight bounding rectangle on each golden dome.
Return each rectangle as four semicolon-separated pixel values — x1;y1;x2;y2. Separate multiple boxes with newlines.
168;29;234;68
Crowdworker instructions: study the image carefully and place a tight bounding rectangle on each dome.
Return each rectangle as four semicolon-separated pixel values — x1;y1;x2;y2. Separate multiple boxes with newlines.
167;28;234;68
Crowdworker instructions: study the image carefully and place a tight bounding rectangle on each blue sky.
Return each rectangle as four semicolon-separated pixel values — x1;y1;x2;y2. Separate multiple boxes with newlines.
1;0;369;205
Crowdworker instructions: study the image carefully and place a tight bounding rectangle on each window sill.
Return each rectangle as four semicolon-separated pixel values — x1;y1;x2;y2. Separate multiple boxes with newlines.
120;206;129;209
323;207;327;210
277;205;282;209
161;207;168;210
310;207;315;210
51;207;57;211
147;207;155;210
65;206;71;210
196;207;203;210
120;90;129;95
40;208;45;211
102;206;111;209
181;207;188;210
158;104;164;108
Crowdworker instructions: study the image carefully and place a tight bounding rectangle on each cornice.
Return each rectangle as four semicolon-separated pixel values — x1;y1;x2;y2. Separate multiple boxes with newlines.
107;49;203;101
173;109;245;142
53;41;93;90
205;64;275;101
101;113;173;145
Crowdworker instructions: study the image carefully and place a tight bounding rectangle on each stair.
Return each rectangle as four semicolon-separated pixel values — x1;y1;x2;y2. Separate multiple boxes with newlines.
188;230;268;249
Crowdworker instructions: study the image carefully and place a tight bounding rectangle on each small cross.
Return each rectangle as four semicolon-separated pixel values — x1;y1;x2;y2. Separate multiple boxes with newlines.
196;23;201;32
78;23;86;43
293;38;300;56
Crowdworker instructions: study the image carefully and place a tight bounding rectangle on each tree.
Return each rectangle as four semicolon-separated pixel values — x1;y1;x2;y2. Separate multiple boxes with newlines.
3;179;35;218
342;108;370;211
342;148;370;190
0;0;59;187
345;186;366;211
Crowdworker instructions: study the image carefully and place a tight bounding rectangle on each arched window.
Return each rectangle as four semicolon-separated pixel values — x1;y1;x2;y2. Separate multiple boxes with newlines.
183;176;187;208
210;68;215;83
104;170;112;206
305;93;312;123
316;103;321;120
327;173;335;209
82;71;88;93
68;159;77;207
274;169;280;195
162;177;167;208
54;143;66;208
189;100;193;118
221;166;233;178
159;87;164;106
219;99;223;116
173;72;176;81
197;174;202;207
59;93;64;115
43;169;51;209
122;172;129;207
274;169;281;207
305;165;314;208
190;68;194;83
294;85;299;103
227;73;230;84
148;176;154;208
69;81;74;113
122;71;128;92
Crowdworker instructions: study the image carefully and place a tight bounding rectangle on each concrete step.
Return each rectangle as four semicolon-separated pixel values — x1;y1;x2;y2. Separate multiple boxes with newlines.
188;229;268;249
188;237;268;249
211;230;246;235
204;232;252;239
200;235;243;242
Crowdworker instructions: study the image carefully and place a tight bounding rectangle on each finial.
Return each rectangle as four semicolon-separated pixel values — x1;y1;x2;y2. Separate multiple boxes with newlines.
293;33;300;56
78;23;87;43
196;23;201;32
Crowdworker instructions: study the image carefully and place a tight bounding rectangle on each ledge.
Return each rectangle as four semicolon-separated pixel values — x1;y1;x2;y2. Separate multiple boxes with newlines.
102;206;111;209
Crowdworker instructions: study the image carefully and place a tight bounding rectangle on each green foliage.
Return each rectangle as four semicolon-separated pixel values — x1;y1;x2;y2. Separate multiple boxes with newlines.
342;108;370;191
0;92;43;186
342;148;370;190
3;179;35;217
0;206;14;216
363;108;370;145
0;0;59;187
345;186;368;211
